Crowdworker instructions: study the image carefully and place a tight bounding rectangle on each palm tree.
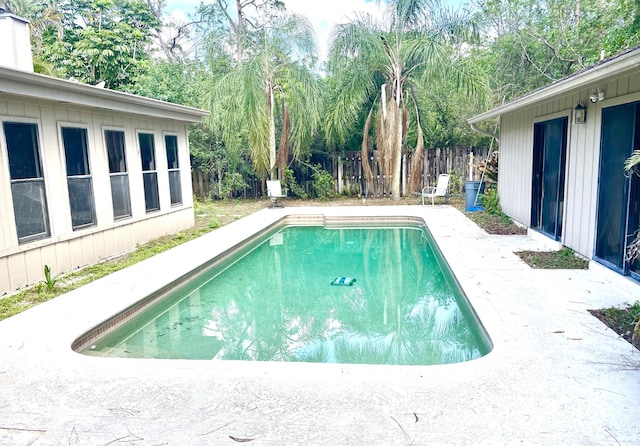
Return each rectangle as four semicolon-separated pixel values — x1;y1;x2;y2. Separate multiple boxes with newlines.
207;13;321;179
625;150;640;262
325;0;488;199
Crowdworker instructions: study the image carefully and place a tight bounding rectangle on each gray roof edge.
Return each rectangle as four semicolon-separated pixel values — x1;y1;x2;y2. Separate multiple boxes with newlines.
468;47;640;124
0;13;30;24
0;66;210;121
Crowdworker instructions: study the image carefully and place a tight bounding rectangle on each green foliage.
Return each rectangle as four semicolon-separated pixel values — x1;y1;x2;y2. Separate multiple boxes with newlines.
624;150;640;176
449;170;463;194
43;265;58;292
208;218;220;229
311;166;335;200
325;0;489;198
481;188;512;225
516;247;589;269
481;188;501;215
31;0;160;90
475;0;640;101
221;173;249;199
598;301;640;339
203;11;321;178
131;60;207;107
283;169;308;199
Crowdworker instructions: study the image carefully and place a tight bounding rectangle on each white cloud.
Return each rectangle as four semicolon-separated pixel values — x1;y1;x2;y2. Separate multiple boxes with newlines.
284;0;386;62
161;0;386;62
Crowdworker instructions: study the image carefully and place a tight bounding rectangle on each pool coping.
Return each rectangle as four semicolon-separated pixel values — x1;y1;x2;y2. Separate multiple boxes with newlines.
1;205;639;445
72;213;493;362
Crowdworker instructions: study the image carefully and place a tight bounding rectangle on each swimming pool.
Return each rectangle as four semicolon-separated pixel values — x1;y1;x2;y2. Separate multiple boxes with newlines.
75;217;492;365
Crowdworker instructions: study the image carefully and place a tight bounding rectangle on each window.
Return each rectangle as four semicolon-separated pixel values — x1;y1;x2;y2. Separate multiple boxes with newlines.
3;122;50;243
139;133;159;212
165;134;182;205
62;127;96;229
105;129;131;220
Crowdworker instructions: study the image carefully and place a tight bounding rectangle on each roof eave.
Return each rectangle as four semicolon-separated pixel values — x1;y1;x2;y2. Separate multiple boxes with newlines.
468;49;640;125
0;66;210;123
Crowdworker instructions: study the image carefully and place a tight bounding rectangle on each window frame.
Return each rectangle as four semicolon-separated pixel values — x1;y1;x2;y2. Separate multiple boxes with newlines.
137;131;160;213
164;132;182;206
2;119;51;244
104;127;132;221
59;123;97;230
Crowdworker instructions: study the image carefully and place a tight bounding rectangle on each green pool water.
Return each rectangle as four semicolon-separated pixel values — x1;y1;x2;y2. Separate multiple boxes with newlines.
81;223;491;365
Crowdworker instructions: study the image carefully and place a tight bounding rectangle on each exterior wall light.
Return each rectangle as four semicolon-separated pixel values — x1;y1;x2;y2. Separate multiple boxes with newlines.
574;101;587;124
590;87;605;103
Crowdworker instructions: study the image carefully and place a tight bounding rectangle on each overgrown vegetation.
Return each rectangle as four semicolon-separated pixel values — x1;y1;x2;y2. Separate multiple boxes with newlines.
589;301;640;348
516;247;589;269
451;195;526;235
0;199;263;321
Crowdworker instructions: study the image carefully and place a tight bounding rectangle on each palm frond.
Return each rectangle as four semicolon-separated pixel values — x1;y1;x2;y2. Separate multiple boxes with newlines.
624;150;640;175
324;60;380;147
278;62;322;160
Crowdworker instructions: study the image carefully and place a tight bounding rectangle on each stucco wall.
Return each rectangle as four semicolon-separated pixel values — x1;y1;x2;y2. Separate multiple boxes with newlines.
0;96;195;294
498;70;640;259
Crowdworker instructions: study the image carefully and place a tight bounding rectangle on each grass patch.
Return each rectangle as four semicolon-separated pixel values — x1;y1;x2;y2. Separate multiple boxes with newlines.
589;301;640;347
0;199;265;322
515;247;589;269
449;196;527;235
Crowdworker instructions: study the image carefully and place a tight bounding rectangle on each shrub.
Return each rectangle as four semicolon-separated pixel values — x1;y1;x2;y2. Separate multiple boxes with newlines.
283;169;308;198
312;166;335;200
482;188;501;216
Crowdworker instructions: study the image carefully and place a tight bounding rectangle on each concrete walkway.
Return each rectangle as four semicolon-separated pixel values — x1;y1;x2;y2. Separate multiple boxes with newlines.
0;205;638;445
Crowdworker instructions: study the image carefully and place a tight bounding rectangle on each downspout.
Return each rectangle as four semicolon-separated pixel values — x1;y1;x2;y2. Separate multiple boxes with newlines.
469;121;500;143
468;118;500;208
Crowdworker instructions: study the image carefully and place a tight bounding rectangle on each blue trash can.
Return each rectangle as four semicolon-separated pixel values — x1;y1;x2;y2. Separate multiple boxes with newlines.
465;181;485;211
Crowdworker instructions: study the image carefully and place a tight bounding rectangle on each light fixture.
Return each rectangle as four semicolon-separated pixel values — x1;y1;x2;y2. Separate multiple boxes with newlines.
590;87;605;103
574;101;587;124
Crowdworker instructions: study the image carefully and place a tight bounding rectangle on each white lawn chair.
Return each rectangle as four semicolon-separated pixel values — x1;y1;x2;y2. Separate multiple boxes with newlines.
417;174;450;206
266;180;286;208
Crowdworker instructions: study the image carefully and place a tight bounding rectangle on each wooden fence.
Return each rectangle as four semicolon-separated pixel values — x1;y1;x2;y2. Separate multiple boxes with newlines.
191;146;492;199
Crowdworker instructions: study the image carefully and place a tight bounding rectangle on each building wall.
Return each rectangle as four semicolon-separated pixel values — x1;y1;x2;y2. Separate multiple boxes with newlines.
498;70;640;259
0;96;195;294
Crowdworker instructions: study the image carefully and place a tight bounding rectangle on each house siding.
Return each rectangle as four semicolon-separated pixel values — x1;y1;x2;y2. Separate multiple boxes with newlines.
499;71;640;259
0;96;196;295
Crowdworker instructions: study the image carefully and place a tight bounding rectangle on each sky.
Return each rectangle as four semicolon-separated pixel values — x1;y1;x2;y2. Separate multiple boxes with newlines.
164;0;468;62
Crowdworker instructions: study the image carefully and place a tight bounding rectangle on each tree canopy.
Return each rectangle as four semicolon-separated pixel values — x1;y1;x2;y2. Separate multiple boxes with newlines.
10;0;640;197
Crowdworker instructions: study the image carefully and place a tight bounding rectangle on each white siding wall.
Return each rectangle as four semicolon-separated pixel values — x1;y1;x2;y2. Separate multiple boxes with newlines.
499;71;640;259
499;109;534;226
0;97;195;295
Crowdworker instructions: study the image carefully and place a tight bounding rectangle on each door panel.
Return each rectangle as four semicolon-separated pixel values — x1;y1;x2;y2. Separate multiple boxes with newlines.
595;103;636;271
532;117;567;240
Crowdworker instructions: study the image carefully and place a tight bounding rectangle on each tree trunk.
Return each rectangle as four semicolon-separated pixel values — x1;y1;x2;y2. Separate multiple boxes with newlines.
268;87;277;179
235;0;244;62
391;105;403;200
276;102;290;171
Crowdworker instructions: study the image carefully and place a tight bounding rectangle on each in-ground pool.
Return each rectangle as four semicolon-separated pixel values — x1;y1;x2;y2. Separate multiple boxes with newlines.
76;218;492;365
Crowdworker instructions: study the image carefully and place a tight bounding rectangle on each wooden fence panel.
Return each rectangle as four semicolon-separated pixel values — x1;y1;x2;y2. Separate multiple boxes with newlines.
191;146;492;199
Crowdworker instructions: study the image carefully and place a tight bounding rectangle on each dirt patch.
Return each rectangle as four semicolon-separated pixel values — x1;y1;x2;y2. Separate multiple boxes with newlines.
476;218;527;235
515;248;589;269
589;303;640;349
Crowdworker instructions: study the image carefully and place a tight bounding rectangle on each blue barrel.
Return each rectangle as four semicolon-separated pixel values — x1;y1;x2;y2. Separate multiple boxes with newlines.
465;181;485;211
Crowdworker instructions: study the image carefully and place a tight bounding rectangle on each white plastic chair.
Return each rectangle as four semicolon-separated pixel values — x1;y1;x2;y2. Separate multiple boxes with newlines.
417;174;450;206
266;180;286;207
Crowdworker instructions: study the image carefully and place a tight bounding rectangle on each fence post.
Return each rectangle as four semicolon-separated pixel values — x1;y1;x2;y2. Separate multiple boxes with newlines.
337;156;343;195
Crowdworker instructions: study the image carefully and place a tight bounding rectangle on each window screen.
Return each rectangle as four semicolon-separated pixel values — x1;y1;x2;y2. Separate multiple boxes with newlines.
139;133;159;212
165;134;182;205
105;129;131;220
62;127;96;229
3;122;50;243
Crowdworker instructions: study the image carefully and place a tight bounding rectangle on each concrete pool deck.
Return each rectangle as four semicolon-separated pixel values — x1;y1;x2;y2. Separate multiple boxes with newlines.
0;205;638;445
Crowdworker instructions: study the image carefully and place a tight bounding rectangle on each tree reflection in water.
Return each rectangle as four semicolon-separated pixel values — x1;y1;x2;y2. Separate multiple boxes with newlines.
94;225;489;364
